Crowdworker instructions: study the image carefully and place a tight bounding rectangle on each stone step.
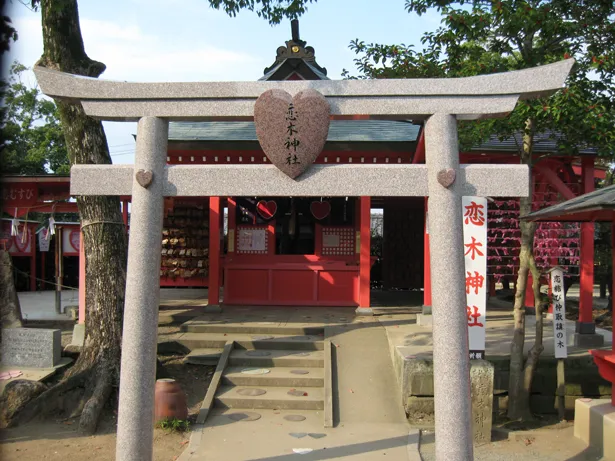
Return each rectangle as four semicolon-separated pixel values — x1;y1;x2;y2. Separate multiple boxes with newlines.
183;348;223;366
176;332;324;351
215;385;324;411
228;349;325;368
222;366;325;388
181;320;324;336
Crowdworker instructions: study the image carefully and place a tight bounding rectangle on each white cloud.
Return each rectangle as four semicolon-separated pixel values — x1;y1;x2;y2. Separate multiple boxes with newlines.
80;19;148;42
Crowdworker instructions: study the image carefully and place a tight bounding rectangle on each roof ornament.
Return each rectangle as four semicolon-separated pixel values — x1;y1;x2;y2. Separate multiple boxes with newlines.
262;18;328;79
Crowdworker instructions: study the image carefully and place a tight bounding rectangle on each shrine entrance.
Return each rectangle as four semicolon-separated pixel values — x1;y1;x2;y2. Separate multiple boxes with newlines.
224;196;364;306
34;57;572;460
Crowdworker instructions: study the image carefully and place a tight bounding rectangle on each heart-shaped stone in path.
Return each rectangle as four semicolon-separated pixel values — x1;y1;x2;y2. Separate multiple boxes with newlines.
135;169;153;188
227;412;261;422
437;168;456;188
254;89;330;179
237;388;267;396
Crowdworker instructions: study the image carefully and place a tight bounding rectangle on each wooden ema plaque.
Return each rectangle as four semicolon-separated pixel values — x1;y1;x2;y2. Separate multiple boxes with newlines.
160;203;209;285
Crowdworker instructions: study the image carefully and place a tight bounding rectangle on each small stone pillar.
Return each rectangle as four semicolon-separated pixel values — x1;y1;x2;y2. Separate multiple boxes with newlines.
470;360;494;445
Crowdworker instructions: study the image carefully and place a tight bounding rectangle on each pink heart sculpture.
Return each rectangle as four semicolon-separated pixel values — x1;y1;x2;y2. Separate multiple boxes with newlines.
310;201;331;220
254;89;330;179
257;200;277;220
70;230;80;251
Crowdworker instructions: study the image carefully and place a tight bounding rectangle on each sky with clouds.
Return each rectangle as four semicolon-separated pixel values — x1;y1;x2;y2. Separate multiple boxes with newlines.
4;0;442;165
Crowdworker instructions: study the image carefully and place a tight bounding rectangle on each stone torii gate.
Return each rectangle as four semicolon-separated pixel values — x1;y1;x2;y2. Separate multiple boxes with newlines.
35;60;573;461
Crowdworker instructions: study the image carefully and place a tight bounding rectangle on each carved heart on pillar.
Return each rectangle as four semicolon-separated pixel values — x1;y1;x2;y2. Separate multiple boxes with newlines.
310;201;331;220
254;89;330;179
257;200;277;220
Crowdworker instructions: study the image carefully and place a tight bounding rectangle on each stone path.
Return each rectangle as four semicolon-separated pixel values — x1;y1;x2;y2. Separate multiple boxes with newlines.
176;308;418;460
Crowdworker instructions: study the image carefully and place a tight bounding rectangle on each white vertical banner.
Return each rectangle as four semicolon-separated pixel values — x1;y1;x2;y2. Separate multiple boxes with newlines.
462;196;488;360
550;267;567;359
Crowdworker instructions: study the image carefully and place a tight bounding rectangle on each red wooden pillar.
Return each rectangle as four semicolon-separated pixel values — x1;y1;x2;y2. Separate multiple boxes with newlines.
228;198;236;253
41;251;46;290
78;231;86;324
358;196;371;310
423;197;432;313
29;225;36;291
611;218;615;406
208;197;221;310
579;156;595;325
122;200;129;231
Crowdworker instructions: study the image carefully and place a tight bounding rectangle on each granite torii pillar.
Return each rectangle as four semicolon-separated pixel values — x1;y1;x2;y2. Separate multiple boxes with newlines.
34;60;573;461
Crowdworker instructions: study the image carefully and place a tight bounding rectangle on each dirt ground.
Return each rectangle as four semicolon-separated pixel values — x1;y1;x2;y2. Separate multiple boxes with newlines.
0;325;213;461
420;423;603;460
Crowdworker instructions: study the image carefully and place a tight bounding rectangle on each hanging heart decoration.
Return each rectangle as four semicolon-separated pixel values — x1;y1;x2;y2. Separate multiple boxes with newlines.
14;226;29;253
70;230;81;251
254;88;330;179
256;200;277;220
310;201;331;220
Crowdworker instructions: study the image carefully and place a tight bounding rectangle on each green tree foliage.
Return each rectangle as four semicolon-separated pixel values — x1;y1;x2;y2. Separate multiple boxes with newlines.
345;0;615;156
1;62;70;175
345;0;615;420
207;0;316;24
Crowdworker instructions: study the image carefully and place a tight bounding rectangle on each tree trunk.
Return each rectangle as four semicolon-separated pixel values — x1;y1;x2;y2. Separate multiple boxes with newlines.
520;250;544;417
507;118;537;420
0;251;23;335
17;0;128;435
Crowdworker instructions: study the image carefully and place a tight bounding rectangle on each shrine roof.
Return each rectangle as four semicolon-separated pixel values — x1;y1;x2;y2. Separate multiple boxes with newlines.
1;175;70;183
168;120;420;143
472;131;597;155
524;184;615;223
260;59;329;81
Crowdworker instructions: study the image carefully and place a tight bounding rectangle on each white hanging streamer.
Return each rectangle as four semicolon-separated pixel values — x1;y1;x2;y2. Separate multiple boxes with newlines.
10;209;19;237
47;216;56;238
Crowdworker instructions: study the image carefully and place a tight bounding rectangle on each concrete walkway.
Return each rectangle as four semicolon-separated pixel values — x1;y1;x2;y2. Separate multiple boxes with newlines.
179;313;419;460
382;309;612;360
16;288;209;322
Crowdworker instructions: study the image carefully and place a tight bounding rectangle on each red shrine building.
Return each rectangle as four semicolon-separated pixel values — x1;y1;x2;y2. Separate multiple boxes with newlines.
0;22;605;327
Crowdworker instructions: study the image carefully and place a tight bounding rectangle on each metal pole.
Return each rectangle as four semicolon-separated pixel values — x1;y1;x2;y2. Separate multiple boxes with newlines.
116;117;168;461
424;113;474;460
55;226;63;314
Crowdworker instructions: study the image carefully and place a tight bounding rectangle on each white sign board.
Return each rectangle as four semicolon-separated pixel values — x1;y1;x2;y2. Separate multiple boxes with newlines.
550;267;568;359
323;234;340;247
462;196;487;360
237;228;267;253
38;228;51;252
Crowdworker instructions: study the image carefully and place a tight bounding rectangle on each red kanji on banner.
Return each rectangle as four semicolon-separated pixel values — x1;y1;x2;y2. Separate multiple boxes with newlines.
465;271;485;295
464;236;484;260
2;184;38;207
463;201;485;226
467;306;483;327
